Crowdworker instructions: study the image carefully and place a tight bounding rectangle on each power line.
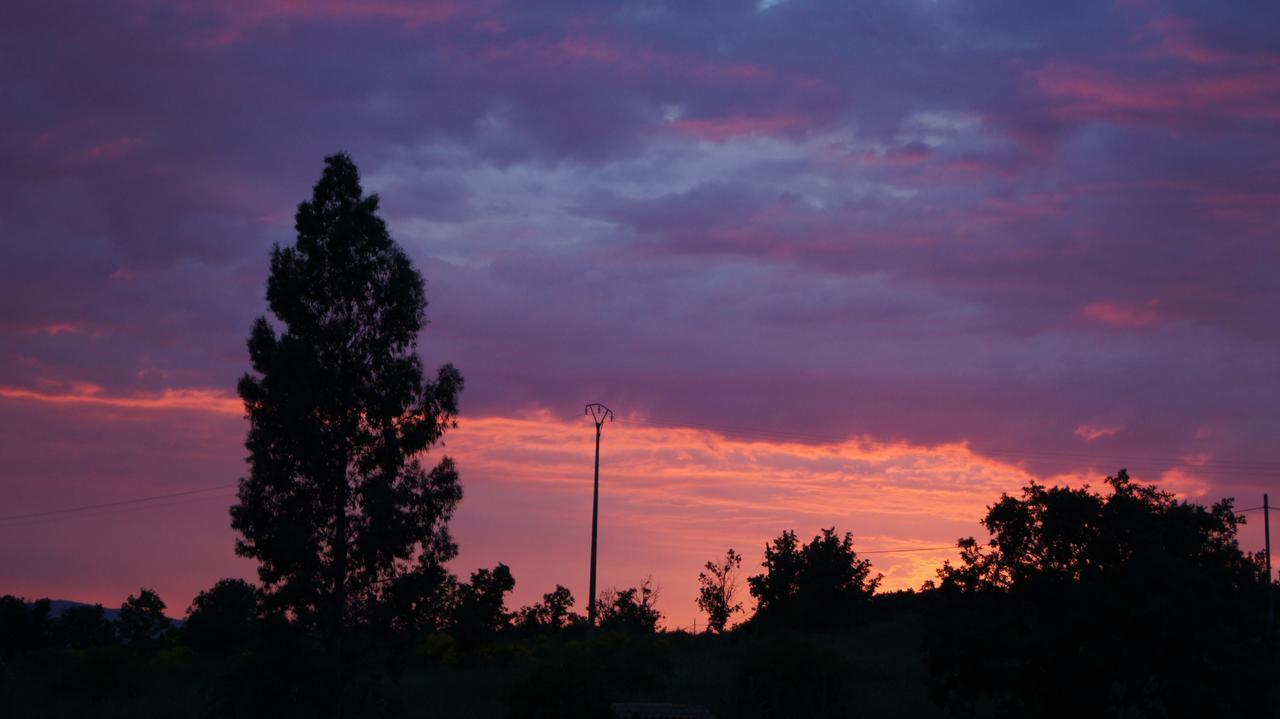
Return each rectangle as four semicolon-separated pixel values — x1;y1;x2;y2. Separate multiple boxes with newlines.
0;491;240;528
0;483;238;523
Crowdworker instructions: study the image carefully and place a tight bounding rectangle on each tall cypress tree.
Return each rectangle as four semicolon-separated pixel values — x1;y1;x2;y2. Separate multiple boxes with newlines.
232;154;463;653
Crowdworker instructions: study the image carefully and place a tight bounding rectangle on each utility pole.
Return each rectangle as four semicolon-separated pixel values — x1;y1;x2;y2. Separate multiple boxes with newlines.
1266;493;1274;628
585;403;613;630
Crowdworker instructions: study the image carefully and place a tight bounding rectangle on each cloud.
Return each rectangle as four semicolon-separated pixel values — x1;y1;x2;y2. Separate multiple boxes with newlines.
1074;424;1121;441
667;115;807;141
0;384;242;416
1081;300;1161;328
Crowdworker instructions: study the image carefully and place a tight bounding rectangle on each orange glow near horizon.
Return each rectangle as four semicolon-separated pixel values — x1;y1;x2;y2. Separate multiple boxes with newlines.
0;385;1221;629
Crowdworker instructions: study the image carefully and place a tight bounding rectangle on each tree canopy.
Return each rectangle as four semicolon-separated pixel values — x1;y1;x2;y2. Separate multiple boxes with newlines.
748;528;880;629
118;588;171;647
597;580;662;633
184;578;263;654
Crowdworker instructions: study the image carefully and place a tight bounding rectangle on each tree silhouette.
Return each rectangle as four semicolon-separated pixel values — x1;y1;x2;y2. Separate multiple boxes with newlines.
927;469;1278;717
231;153;464;660
515;584;580;631
748;528;880;629
597;579;662;632
184;578;263;654
696;548;743;633
451;564;516;644
118;588;171;647
387;557;458;632
0;595;51;654
52;603;115;649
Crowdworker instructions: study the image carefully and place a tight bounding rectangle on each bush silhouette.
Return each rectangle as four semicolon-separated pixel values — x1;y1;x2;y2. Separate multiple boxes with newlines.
0;596;51;654
597;579;661;633
52;604;116;649
451;564;516;644
184;578;262;653
748;528;881;629
118;588;171;648
515;584;581;633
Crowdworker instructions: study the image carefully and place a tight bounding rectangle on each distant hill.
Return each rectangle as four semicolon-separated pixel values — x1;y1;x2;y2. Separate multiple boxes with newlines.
45;599;123;622
33;599;183;626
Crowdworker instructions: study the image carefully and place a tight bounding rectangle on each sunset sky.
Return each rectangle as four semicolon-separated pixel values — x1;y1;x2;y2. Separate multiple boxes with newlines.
3;0;1280;629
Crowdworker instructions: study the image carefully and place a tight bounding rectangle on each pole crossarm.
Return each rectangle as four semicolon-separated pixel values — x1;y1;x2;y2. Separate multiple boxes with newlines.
586;402;614;427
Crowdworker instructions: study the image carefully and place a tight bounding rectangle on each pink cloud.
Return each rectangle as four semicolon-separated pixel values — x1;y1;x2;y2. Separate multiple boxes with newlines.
22;323;85;337
0;384;242;415
667;115;805;141
1074;424;1121;441
1081;300;1161;327
189;0;461;47
1033;62;1280;122
1140;16;1223;65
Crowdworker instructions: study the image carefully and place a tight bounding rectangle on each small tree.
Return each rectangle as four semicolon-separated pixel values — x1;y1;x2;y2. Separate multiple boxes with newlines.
451;564;515;643
748;528;880;629
0;596;52;654
184;578;262;653
696;549;743;633
388;558;458;632
515;585;580;631
597;579;662;632
53;604;115;649
119;588;171;646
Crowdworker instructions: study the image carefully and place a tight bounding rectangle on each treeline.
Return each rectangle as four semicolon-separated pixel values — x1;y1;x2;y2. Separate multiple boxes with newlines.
705;468;1279;717
4;470;1278;717
1;589;170;652
0;575;659;656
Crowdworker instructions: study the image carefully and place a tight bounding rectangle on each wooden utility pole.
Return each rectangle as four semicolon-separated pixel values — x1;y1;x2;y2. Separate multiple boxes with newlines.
1266;493;1274;627
585;403;613;630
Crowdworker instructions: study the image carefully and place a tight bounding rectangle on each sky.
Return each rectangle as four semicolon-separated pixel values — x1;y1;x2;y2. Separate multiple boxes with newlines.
2;0;1279;629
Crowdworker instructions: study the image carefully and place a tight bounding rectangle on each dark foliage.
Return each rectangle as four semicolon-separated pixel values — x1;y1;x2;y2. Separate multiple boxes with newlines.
451;564;516;644
926;469;1279;717
514;584;581;633
51;604;116;649
747;528;881;629
51;647;137;703
231;153;464;648
505;634;672;719
730;635;853;719
696;549;743;633
387;558;459;633
118;588;172;647
0;596;51;654
184;578;263;654
597;579;662;633
209;617;332;718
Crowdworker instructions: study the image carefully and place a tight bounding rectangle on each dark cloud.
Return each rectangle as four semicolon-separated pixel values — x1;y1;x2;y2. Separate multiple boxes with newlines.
3;0;1280;517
